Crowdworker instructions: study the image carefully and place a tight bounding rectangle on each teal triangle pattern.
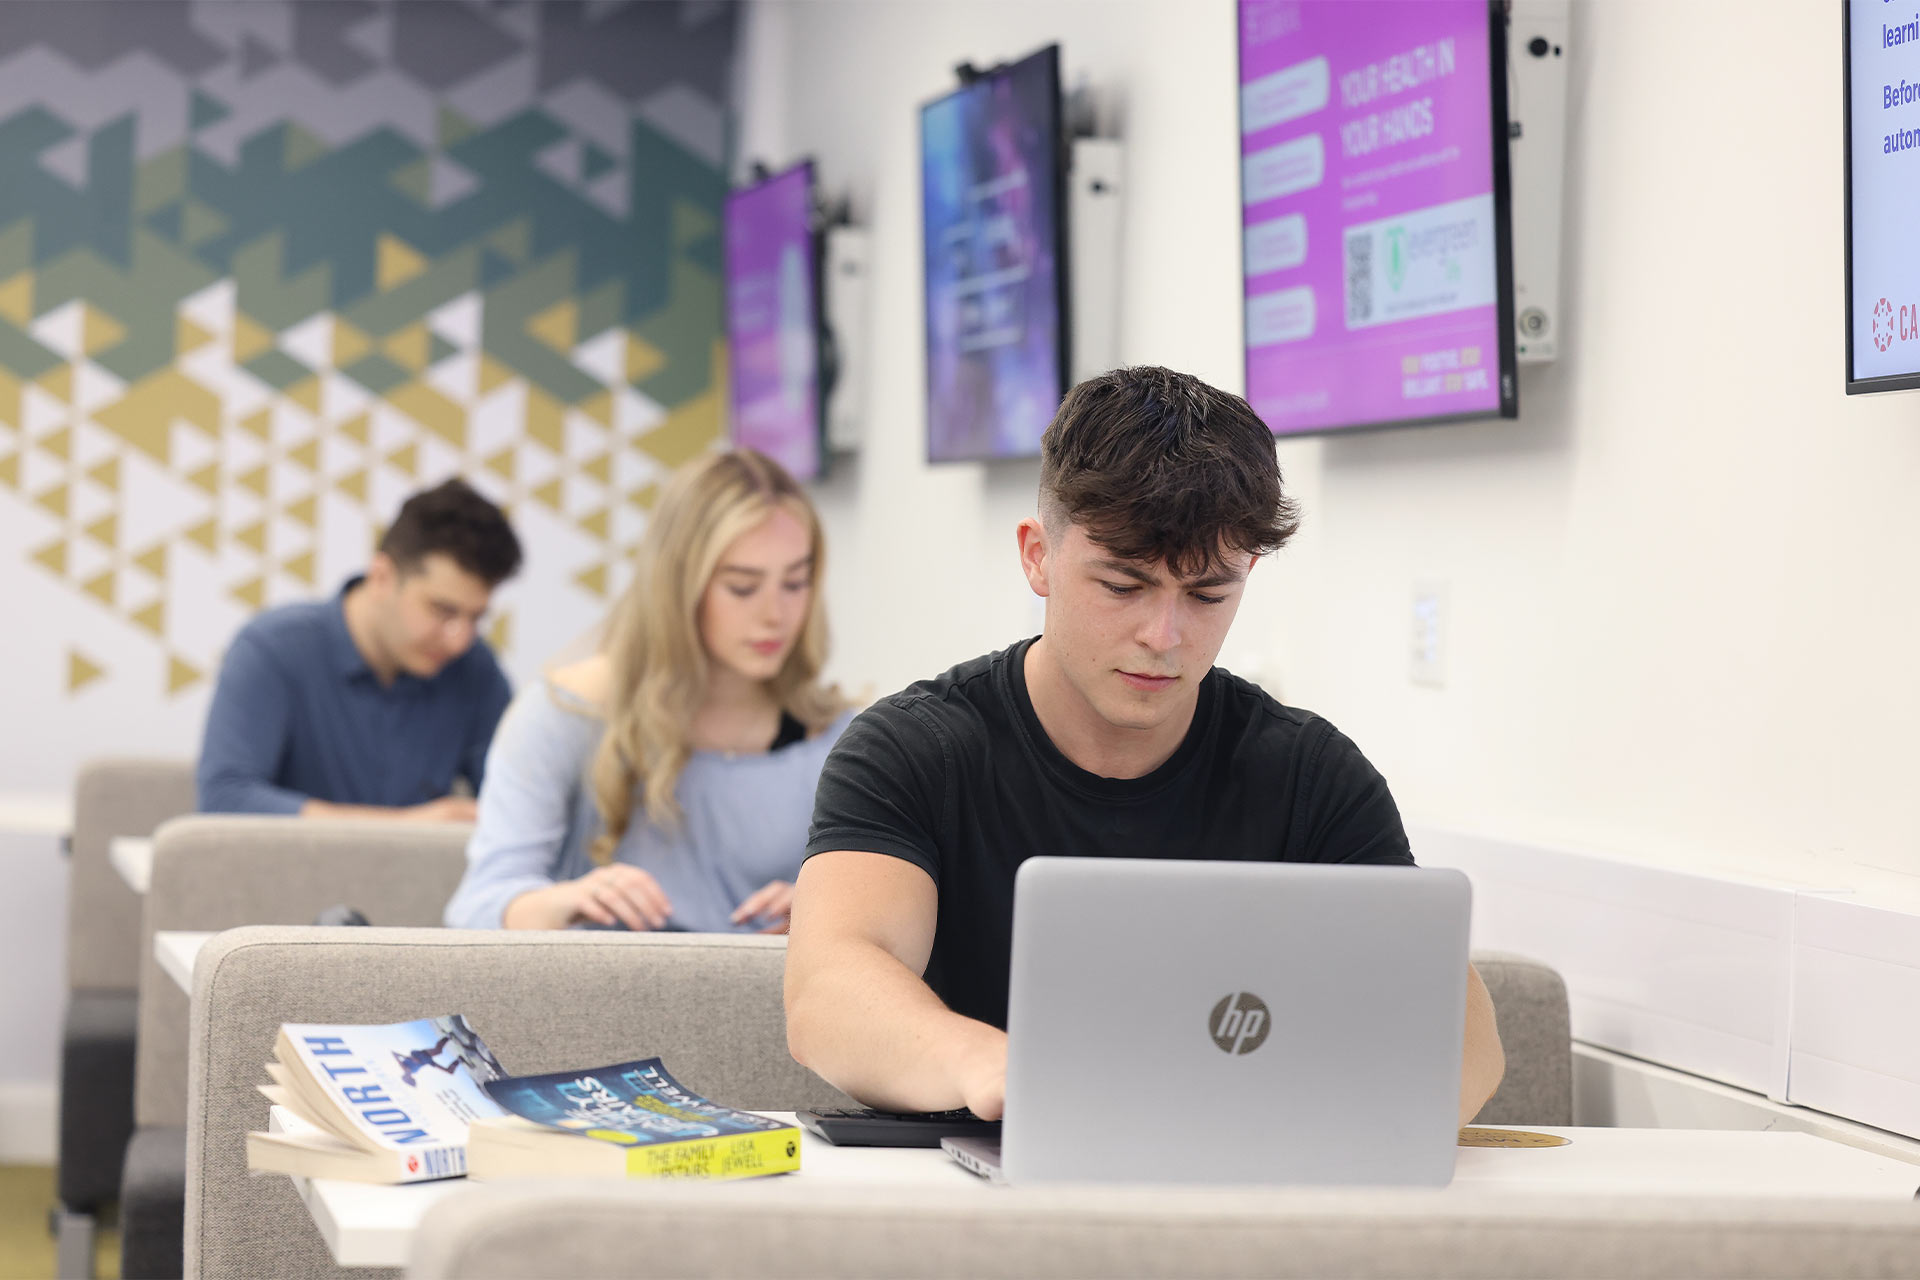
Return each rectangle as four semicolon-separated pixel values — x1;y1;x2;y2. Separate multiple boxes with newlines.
427;333;459;366
191;89;231;131
478;248;518;290
582;142;618;184
145;205;185;242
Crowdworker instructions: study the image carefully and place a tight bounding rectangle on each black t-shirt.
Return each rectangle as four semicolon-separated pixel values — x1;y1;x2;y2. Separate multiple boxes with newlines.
803;639;1414;1030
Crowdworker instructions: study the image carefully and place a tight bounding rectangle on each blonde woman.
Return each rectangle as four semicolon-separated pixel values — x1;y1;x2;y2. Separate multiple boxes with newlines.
443;450;854;933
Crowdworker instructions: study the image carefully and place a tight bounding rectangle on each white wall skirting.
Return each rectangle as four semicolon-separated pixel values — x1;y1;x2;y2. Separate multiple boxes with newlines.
0;1081;57;1164
1420;823;1920;1141
1573;1043;1920;1167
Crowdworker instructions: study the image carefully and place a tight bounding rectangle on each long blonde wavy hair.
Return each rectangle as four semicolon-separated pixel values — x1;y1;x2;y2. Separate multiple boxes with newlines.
587;449;846;863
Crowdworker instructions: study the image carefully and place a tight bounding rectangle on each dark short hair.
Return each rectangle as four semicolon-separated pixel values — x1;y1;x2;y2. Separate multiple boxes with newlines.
1038;366;1300;579
380;478;523;586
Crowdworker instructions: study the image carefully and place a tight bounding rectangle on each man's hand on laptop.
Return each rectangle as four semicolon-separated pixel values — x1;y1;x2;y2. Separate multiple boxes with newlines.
949;1020;1009;1120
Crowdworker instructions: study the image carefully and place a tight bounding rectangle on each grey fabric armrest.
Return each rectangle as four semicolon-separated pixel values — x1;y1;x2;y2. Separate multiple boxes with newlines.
1471;950;1573;1125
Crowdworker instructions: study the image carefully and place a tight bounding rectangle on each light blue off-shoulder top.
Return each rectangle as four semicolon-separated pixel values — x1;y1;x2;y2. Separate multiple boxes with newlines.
443;681;855;932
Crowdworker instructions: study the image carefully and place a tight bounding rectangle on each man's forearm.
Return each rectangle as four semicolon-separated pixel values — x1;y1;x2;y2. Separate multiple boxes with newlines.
1460;962;1505;1124
300;798;406;820
786;936;1000;1112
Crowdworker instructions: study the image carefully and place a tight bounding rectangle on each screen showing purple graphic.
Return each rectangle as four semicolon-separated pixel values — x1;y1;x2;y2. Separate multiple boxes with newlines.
726;161;823;480
1239;1;1515;436
922;45;1067;463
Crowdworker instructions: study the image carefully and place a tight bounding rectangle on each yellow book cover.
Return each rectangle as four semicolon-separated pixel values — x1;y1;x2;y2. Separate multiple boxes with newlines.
472;1057;799;1182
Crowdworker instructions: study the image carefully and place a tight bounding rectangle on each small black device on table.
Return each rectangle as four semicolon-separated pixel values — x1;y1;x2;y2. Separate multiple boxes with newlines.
794;1107;1000;1148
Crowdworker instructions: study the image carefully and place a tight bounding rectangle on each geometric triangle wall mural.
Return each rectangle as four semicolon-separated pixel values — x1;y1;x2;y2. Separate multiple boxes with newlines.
0;0;737;755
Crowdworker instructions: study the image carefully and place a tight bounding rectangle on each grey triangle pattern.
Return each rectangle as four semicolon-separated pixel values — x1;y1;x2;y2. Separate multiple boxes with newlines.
36;130;88;186
290;1;381;86
238;34;282;80
426;152;481;209
0;46;193;159
636;83;726;167
535;134;585;188
342;9;394;65
584;169;630;220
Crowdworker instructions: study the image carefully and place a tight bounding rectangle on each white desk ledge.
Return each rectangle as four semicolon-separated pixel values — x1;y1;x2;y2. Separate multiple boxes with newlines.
155;930;215;994
266;1108;1920;1270
111;836;154;894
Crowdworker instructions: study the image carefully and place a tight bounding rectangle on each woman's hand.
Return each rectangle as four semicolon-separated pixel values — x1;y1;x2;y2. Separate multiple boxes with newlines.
503;864;674;931
731;879;796;933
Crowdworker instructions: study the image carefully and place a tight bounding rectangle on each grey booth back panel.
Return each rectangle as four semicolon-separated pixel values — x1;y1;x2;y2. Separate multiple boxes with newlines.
135;817;471;1127
69;758;196;991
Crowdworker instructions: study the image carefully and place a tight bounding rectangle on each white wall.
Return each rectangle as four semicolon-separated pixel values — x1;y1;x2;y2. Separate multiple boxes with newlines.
740;0;1920;889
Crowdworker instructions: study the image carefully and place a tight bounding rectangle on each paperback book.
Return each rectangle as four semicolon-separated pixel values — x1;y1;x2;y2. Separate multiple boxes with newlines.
246;1015;507;1184
471;1057;800;1180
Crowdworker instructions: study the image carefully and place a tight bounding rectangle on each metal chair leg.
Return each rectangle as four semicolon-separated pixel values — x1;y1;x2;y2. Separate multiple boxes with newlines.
53;1207;97;1280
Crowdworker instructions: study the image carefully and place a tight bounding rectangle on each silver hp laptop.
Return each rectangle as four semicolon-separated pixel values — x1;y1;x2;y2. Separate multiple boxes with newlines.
943;857;1470;1187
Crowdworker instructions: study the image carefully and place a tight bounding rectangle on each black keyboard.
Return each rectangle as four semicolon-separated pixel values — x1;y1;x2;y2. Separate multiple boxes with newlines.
795;1107;1001;1148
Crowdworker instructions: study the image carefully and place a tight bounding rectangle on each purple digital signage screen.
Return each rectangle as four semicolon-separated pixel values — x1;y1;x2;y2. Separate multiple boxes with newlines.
1239;1;1516;436
725;161;824;481
921;45;1068;463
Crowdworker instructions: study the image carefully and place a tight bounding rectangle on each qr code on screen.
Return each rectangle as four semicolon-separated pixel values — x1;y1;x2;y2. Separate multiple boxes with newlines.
1344;228;1373;326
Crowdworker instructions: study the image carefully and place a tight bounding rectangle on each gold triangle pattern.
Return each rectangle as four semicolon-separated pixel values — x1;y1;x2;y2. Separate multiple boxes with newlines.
168;655;203;695
130;599;165;636
572;563;608;598
81;568;115;606
67;648;105;693
183;518;219;552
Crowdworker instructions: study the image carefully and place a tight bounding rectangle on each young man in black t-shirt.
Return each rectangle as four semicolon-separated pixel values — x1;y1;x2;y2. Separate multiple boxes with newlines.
786;366;1505;1124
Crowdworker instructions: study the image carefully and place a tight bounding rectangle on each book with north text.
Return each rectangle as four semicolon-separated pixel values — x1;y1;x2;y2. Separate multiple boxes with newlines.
245;1015;508;1184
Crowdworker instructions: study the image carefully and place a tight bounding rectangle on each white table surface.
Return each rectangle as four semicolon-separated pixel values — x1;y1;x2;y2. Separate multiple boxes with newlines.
110;835;154;894
156;930;214;993
268;1109;1920;1269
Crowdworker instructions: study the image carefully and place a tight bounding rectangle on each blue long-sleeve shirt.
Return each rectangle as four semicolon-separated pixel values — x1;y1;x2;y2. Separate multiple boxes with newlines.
443;681;854;932
196;579;512;814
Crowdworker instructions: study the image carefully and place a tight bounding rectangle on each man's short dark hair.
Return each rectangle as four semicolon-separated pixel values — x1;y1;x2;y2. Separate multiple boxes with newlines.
380;478;523;586
1038;366;1300;579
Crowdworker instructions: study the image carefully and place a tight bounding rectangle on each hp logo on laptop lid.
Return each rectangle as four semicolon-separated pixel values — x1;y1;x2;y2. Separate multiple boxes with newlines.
1209;992;1271;1054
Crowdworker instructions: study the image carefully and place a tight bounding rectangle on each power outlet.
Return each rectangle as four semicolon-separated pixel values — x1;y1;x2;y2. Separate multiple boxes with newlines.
1410;583;1447;688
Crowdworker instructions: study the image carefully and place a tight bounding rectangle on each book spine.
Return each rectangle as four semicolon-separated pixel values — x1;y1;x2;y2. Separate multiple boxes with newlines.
392;1140;468;1182
622;1128;800;1180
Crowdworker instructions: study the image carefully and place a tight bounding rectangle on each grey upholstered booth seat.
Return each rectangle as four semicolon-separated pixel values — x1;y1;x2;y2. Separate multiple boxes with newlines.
185;927;855;1280
405;1180;1920;1280
128;820;470;1279
1471;951;1572;1125
57;758;196;1278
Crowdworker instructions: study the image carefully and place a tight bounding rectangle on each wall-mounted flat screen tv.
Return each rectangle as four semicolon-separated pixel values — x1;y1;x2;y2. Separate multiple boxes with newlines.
725;160;826;480
1843;0;1920;394
921;44;1069;463
1238;0;1517;436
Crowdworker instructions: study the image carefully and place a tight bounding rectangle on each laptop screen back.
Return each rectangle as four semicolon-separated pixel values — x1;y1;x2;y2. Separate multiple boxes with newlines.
1001;858;1471;1186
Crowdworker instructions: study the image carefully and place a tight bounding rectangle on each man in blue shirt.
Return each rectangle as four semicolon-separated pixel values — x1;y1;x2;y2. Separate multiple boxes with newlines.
196;478;523;821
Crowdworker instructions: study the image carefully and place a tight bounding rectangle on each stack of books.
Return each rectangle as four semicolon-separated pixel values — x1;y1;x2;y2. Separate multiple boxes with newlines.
247;1014;800;1184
